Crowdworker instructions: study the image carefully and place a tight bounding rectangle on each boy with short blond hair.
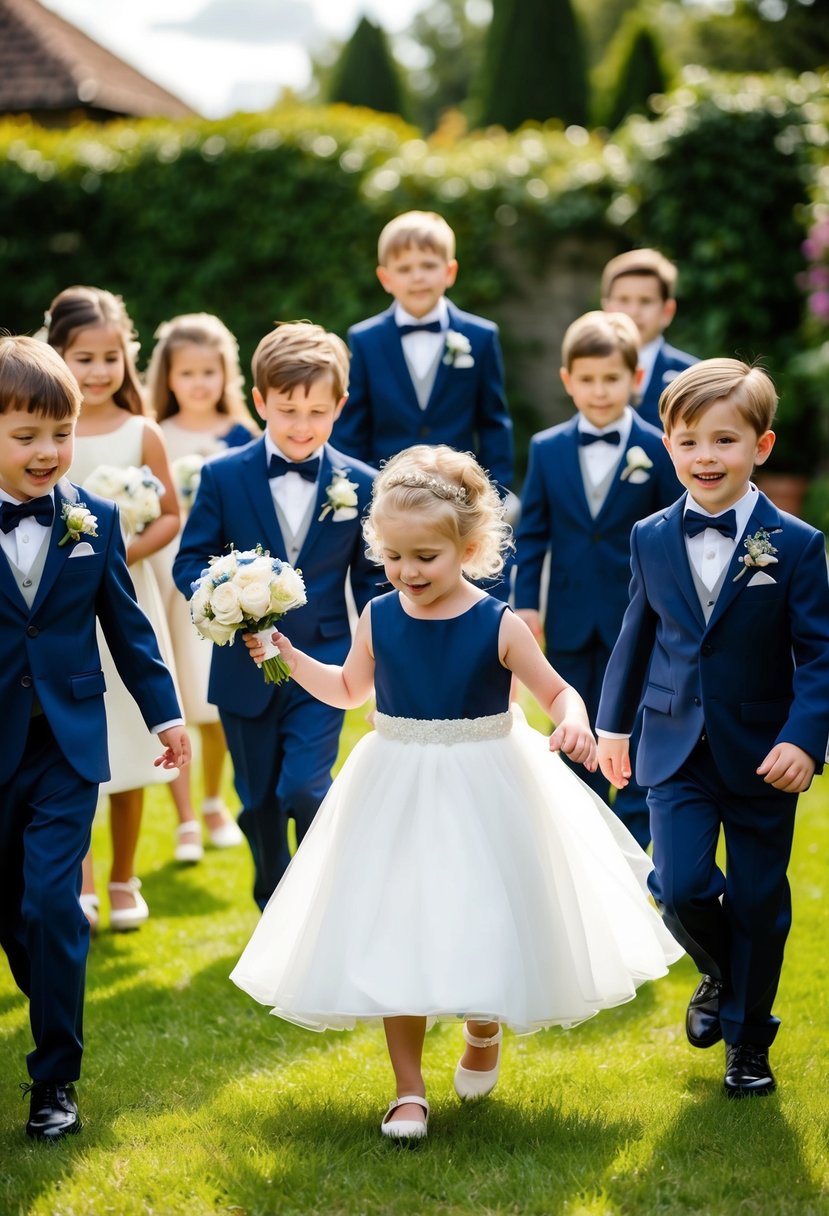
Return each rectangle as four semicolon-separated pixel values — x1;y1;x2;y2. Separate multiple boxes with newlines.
333;210;514;583
515;311;680;844
174;322;378;909
601;247;698;428
597;358;829;1097
0;337;188;1140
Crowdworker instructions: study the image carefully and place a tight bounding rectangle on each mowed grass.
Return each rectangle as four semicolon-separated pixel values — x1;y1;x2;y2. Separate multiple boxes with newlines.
1;703;828;1216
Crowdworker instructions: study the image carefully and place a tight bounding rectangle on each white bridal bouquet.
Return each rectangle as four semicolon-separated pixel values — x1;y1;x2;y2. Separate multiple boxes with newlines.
189;546;307;685
84;464;165;535
171;454;205;509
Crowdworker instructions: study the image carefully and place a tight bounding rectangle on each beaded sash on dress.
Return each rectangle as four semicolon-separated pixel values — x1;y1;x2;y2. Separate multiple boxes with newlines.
374;710;513;744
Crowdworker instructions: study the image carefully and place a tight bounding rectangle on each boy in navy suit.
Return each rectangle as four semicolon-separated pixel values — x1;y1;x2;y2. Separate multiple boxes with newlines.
597;359;829;1097
515;312;680;846
174;322;378;910
332;211;514;595
601;248;698;429
0;337;189;1140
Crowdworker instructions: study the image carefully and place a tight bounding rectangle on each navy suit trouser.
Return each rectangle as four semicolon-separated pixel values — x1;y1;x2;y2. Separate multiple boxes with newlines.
549;637;651;848
0;716;97;1082
220;682;345;909
647;735;797;1047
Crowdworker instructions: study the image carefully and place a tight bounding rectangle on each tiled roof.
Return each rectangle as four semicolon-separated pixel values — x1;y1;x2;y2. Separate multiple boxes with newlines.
0;0;196;120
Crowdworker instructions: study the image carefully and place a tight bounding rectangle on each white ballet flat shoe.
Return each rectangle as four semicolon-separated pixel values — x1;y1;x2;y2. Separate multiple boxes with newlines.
174;821;204;864
380;1095;429;1141
79;893;100;933
108;878;149;932
453;1023;503;1101
205;813;244;849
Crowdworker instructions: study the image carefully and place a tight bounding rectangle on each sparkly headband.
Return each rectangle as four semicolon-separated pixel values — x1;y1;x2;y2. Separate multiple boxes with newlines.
382;472;469;504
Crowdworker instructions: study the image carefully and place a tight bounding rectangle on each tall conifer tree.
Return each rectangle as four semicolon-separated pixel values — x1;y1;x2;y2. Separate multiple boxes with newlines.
328;17;407;118
477;0;588;129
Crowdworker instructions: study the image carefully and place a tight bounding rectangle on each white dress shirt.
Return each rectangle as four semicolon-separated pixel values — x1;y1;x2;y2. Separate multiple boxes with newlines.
264;435;321;534
683;484;757;591
0;488;52;575
577;407;633;487
394;298;448;379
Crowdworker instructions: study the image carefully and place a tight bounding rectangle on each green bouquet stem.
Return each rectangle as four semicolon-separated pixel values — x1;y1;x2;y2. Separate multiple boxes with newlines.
261;655;294;685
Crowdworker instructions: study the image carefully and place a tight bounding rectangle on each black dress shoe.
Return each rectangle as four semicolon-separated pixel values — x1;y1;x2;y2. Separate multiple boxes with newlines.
23;1082;82;1141
724;1044;776;1098
686;974;723;1048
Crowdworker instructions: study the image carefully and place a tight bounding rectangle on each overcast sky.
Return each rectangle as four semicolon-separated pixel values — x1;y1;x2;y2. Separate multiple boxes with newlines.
42;0;430;117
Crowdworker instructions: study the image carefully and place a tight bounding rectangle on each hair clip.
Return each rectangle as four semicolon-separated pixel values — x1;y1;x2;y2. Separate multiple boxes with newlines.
383;472;468;504
43;311;52;329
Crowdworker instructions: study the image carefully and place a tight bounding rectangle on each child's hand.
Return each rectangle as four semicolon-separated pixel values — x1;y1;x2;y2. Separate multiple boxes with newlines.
597;737;631;788
516;609;543;642
757;742;816;793
155;726;191;770
242;630;269;664
550;719;597;771
242;628;298;673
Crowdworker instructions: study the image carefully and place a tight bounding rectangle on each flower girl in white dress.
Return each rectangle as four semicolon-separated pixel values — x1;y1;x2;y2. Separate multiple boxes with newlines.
233;445;682;1140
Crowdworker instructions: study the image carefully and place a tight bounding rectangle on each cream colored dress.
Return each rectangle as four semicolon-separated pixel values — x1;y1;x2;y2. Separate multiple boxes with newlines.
151;419;254;723
70;415;179;793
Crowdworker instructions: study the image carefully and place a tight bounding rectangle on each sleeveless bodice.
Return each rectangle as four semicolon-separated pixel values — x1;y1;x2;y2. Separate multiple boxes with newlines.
160;418;254;462
69;414;146;485
372;591;512;721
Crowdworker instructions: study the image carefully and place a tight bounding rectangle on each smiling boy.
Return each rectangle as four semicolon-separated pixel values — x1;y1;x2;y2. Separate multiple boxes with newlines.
0;337;188;1140
173;322;378;907
597;358;829;1097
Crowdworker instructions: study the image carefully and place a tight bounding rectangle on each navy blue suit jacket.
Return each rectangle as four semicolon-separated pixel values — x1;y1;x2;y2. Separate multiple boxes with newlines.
173;439;378;720
514;413;681;652
637;341;698;428
597;492;829;794
0;479;181;785
333;301;513;490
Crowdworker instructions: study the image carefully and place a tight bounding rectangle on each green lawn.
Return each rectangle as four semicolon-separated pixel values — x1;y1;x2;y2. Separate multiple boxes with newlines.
1;706;828;1216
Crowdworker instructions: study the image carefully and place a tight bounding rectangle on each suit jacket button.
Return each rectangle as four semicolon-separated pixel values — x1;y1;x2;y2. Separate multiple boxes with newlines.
419;426;431;438
27;625;39;638
22;578;33;587
21;675;33;688
693;696;701;706
701;643;712;656
593;532;602;542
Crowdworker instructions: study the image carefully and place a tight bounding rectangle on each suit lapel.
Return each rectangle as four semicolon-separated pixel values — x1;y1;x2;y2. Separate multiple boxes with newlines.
658;496;706;630
242;440;289;561
559;417;595;521
706;493;782;630
379;310;422;413
297;446;338;566
596;415;654;524
31;480;76;614
423;304;458;412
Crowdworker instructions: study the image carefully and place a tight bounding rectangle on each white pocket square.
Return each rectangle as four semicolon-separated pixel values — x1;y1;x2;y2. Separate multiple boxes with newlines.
747;571;776;586
68;542;95;558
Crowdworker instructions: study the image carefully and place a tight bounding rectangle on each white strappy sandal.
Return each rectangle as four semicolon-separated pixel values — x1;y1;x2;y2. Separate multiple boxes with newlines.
453;1023;503;1101
380;1094;429;1141
108;878;149;932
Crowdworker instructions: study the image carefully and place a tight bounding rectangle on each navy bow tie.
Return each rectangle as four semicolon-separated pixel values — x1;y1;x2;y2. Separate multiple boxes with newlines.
578;429;621;447
397;320;443;337
683;508;737;540
0;496;55;533
267;454;320;483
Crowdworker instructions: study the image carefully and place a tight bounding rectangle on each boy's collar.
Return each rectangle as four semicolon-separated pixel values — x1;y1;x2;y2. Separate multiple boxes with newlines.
637;336;664;378
577;406;633;442
684;483;757;536
394;298;448;329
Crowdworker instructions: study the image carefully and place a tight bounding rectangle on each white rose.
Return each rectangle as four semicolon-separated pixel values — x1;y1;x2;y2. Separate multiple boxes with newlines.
238;581;272;619
190;586;211;624
202;618;238;645
234;556;274;587
626;446;653;470
210;581;244;625
208;554;238;583
269;565;307;612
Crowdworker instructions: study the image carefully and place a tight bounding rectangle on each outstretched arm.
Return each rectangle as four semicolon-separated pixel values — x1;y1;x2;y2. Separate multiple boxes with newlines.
499;610;596;771
245;605;376;710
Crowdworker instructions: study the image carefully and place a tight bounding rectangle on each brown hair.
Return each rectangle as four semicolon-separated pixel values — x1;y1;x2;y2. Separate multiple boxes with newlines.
252;322;349;401
45;285;146;415
364;444;511;580
660;358;777;436
378;211;456;265
146;312;257;433
601;248;678;302
561;310;640;373
0;335;82;419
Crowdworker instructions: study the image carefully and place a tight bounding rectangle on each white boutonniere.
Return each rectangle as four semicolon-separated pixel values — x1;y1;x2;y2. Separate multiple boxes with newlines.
443;330;475;369
319;468;359;522
620;445;654;484
58;500;98;547
733;528;780;581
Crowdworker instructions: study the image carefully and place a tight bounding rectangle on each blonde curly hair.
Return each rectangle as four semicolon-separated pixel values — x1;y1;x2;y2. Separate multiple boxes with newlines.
364;445;512;581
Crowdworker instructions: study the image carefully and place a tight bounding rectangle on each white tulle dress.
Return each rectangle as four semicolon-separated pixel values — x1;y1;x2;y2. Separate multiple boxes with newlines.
70;416;179;793
231;592;682;1033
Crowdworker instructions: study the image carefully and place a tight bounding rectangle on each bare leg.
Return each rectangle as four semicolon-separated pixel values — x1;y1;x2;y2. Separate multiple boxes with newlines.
200;721;227;810
460;1019;500;1071
81;851;95;897
383;1016;427;1126
167;770;197;827
109;788;143;911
